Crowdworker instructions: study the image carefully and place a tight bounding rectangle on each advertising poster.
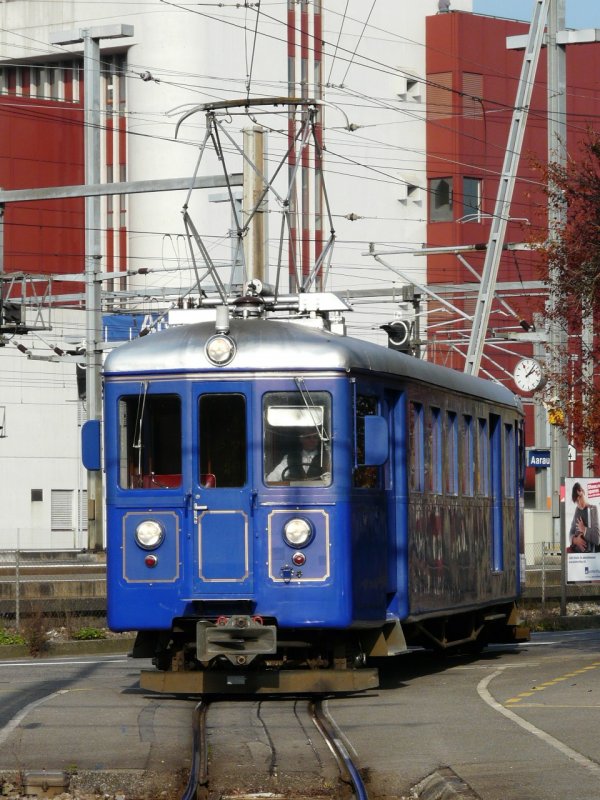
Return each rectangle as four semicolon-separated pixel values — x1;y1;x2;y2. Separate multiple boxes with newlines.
565;477;600;583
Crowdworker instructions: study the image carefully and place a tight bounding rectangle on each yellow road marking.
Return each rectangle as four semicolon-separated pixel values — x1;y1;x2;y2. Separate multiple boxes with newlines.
505;661;600;705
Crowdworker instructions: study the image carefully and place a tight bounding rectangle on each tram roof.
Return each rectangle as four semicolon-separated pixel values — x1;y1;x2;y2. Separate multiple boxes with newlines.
104;318;521;410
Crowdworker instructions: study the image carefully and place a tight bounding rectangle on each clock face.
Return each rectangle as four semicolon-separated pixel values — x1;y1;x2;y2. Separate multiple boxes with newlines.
513;358;545;392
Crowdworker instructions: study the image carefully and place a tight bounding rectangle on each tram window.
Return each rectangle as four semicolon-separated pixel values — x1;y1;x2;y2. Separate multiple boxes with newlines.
353;394;380;489
119;392;182;489
199;394;246;487
490;414;503;572
518;421;526;486
504;423;515;498
461;415;474;497
477;417;489;496
409;402;424;492
429;407;443;494
445;411;458;495
263;391;332;486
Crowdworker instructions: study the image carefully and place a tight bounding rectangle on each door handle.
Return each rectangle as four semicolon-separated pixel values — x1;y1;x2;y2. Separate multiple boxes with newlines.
193;502;208;524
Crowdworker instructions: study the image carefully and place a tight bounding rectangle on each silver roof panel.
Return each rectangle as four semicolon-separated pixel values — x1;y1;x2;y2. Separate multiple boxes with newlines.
103;318;521;409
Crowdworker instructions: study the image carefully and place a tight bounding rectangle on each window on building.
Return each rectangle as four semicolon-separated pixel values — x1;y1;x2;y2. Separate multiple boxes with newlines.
427;72;453;119
0;61;81;103
463;177;482;222
430;177;453;222
51;490;73;531
462;73;483;119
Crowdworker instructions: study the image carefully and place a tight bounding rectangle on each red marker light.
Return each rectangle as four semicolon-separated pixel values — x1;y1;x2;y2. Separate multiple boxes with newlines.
292;552;306;566
144;554;158;568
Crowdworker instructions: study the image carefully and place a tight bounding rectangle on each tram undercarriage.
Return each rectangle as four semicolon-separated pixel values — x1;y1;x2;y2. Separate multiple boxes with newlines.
132;603;528;694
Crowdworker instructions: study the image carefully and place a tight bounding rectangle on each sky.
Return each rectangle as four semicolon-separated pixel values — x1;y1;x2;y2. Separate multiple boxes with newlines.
472;0;600;29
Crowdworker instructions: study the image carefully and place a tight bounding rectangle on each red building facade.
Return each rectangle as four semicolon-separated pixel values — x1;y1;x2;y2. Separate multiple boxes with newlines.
425;11;600;477
0;62;85;290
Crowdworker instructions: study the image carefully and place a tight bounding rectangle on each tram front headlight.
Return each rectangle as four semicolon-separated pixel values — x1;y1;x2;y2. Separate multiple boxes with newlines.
205;334;236;366
135;519;165;550
283;517;314;548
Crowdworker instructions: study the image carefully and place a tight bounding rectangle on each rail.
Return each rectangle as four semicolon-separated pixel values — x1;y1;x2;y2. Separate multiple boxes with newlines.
181;700;209;800
309;698;368;800
180;697;368;800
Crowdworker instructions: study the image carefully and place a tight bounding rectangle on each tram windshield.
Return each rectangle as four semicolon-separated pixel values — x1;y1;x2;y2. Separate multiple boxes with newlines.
119;391;182;489
263;391;332;486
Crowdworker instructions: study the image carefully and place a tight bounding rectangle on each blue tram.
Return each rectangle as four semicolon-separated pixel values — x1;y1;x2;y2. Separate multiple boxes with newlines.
86;299;527;692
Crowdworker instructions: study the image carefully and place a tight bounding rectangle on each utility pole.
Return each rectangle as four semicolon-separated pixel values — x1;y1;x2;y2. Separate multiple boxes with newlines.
507;2;600;514
463;0;550;376
546;0;569;535
50;25;134;550
242;127;268;284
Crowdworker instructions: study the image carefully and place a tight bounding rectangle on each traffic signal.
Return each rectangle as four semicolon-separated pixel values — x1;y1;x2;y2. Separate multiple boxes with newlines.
380;320;412;353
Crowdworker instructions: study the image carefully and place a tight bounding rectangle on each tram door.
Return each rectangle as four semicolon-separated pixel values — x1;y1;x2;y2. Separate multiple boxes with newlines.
192;385;254;595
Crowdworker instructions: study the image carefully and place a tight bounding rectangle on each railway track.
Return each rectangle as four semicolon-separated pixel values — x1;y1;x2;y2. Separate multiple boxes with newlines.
182;697;368;800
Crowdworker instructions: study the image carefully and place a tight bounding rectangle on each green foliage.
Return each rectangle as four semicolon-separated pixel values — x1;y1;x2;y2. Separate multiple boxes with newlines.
73;626;106;641
0;628;26;646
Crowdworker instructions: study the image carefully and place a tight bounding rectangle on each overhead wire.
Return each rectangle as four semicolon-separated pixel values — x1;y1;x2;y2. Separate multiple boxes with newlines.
337;0;377;88
245;0;262;101
0;3;588;319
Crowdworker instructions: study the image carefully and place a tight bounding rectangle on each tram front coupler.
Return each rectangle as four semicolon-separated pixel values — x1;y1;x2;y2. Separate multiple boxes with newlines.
196;615;277;665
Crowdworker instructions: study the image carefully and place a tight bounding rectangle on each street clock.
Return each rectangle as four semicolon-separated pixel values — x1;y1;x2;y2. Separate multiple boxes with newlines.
513;358;546;392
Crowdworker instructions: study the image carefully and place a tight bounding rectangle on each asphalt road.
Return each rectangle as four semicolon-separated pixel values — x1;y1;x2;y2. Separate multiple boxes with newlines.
332;629;600;799
0;631;599;799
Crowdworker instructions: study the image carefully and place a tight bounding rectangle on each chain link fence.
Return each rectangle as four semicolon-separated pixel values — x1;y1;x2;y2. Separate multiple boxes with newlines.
1;543;598;635
523;540;600;608
0;548;106;633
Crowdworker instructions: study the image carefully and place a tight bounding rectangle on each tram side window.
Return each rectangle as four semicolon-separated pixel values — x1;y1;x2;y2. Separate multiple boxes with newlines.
518;421;526;487
504;423;515;498
429;407;443;494
445;411;458;495
119;393;182;489
263;391;332;486
409;401;425;492
353;394;380;489
477;417;489;496
199;394;246;487
461;414;475;497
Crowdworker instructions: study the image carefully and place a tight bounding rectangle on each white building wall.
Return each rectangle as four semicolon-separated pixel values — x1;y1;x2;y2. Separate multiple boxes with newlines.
1;0;473;336
0;309;87;550
0;1;473;549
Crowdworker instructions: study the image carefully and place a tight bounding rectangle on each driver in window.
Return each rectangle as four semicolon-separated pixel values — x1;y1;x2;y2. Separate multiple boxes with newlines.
267;429;330;483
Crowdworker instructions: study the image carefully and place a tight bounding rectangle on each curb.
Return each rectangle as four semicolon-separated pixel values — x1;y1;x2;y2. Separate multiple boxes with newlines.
0;769;186;799
0;637;136;660
412;768;481;799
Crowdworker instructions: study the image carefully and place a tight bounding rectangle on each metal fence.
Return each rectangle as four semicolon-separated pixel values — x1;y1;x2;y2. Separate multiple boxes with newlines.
523;540;600;608
0;548;106;632
0;544;598;634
